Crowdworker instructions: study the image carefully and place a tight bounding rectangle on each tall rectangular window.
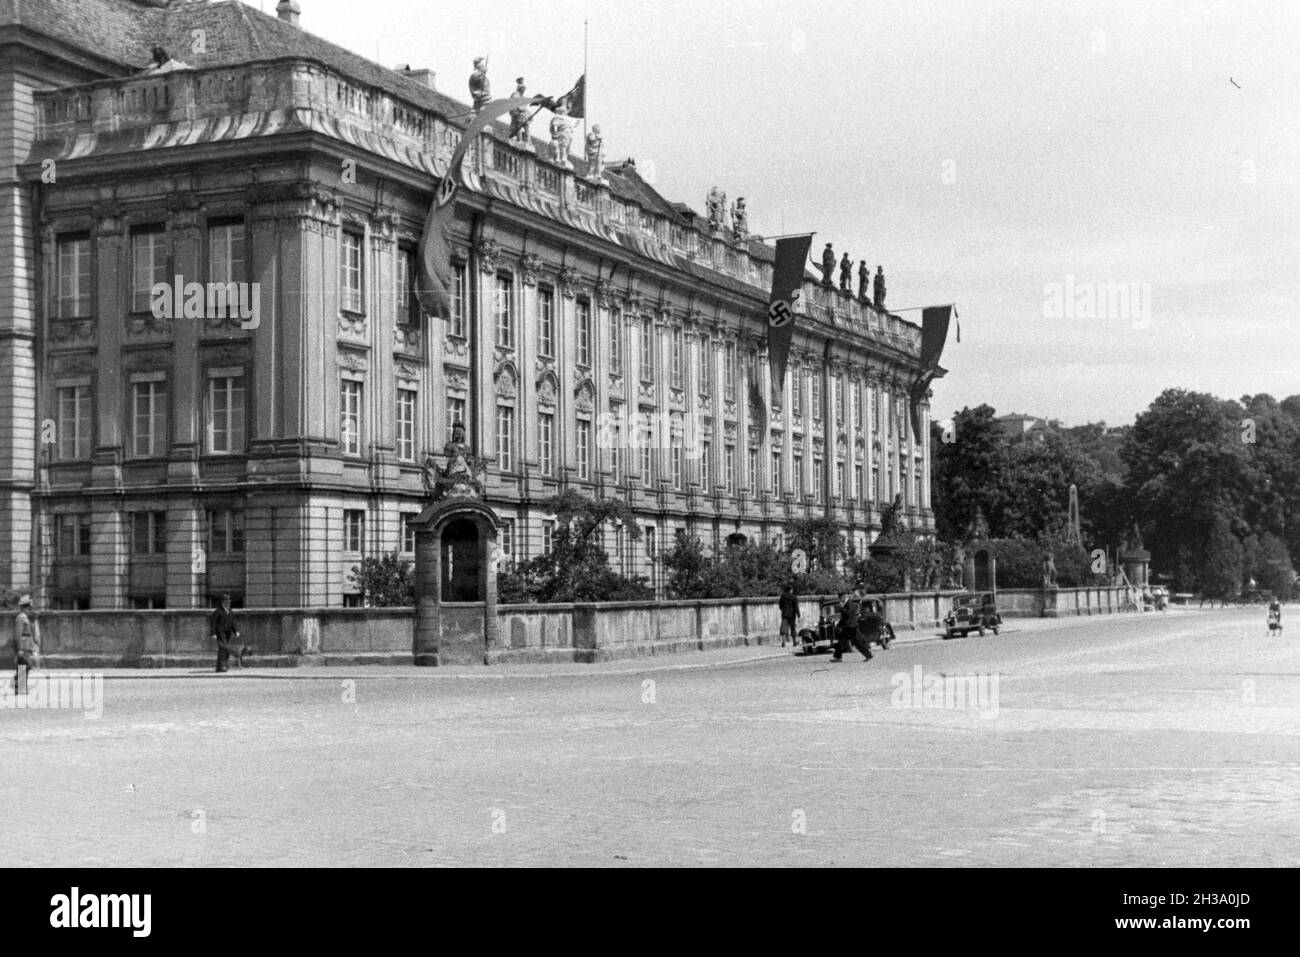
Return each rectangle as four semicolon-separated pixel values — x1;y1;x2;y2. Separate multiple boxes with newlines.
208;219;246;287
494;274;514;348
836;460;846;499
640;414;653;486
450;261;468;337
834;377;844;427
748;448;759;493
852;382;862;430
396;387;417;462
56;385;92;460
814;456;825;503
395;247;420;325
402;513;418;554
609;308;622;374
344;509;365;553
724;444;736;494
131;379;167;458
445;395;466;444
610;417;622;483
640;319;654;380
340;378;363;456
671;440;683;489
854;463;864;500
207;509;245;554
537;286;555;357
542;519;555;556
132;511;167;556
538;412;554;477
701;440;711;488
56;234;91;319
793;455;803;499
701;336;714;395
132;226;167;313
499;518;515;568
724;343;736;400
772;451;783;496
56;513;91;557
670;328;684;388
576;417;591;479
811;376;822;421
340;231;364;313
496;404;514;471
792;367;802;416
576;299;592;366
207;375;246;454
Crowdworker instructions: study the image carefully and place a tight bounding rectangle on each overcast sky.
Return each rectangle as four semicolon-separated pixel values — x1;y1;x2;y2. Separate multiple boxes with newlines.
282;0;1299;426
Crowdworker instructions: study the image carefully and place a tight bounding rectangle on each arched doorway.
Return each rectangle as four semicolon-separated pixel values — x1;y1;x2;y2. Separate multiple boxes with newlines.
441;518;482;602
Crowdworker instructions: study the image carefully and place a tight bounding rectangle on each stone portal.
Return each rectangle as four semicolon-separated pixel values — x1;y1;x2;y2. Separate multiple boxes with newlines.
411;500;499;666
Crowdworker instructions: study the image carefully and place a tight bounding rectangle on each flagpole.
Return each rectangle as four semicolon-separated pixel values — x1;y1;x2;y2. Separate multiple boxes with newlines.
583;18;589;145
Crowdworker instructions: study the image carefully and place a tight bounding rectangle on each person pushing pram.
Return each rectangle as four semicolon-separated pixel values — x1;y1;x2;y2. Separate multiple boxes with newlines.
1267;598;1282;635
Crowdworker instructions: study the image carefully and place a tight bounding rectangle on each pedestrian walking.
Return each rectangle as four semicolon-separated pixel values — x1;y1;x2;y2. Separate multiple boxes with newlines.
13;595;40;693
831;590;873;662
778;585;800;647
1267;598;1282;635
210;594;246;672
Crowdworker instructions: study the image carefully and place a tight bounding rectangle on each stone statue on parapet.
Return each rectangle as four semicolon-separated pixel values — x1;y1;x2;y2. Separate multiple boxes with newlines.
873;264;886;310
549;100;573;168
820;243;835;287
1121;522;1145;554
706;187;727;233
839;253;853;293
731;197;748;241
508;77;532;144
858;261;870;302
469;57;491;113
585;124;605;180
428;421;484;501
1042;549;1058;589
879;492;904;537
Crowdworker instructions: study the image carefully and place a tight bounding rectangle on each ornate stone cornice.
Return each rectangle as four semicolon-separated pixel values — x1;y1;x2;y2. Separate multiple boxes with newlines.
557;266;583;299
475;238;501;275
520;253;542;286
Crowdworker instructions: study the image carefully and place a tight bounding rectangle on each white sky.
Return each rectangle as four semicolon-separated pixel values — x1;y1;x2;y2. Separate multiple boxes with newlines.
280;0;1299;426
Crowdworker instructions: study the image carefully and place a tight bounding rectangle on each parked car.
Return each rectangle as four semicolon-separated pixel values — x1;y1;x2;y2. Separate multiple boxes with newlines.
944;592;1001;639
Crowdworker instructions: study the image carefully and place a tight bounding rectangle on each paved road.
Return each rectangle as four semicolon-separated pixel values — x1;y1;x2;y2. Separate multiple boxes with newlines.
2;607;1296;867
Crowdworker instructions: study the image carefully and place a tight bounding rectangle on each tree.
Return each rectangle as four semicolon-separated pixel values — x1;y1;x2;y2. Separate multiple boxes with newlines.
1200;514;1244;603
785;515;845;571
348;552;415;606
504;491;652;603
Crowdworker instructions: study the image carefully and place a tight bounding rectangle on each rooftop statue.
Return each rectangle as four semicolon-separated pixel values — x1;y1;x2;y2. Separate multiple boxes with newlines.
858;261;870;302
469;57;491;113
873;264;886;310
706;187;727;233
549;99;573;168
585;124;604;180
820;243;835;287
731;197;748;241
508;77;532;143
839;252;852;293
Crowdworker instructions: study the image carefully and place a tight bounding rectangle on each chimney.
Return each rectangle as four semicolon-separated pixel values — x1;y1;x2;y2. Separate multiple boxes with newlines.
276;1;301;26
395;65;437;91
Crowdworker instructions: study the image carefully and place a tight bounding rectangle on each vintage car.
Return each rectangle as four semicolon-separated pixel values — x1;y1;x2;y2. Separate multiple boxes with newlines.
943;592;1001;639
796;596;897;654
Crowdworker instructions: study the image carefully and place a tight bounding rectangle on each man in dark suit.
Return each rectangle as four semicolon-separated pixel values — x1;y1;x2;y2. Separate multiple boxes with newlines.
210;594;243;673
778;585;800;646
831;591;873;662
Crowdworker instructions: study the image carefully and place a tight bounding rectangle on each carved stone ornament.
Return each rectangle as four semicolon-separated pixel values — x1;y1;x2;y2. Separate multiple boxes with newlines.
520;253;542;285
124;349;170;371
52;353;95;376
594;278;612;308
338;313;366;336
575;383;595;414
395;325;422;352
475;238;500;274
445;368;470;392
558;266;582;299
495;365;517;399
444;337;469;360
50;319;95;344
396;361;420;381
331;344;366;372
536;375;558;407
126;314;173;338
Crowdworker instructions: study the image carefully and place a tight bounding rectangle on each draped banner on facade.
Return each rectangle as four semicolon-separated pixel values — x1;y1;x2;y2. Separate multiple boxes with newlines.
765;234;814;390
907;304;955;440
415;95;551;318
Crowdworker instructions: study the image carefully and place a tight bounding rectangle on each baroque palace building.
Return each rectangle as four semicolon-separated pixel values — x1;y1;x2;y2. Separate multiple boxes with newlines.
2;0;937;608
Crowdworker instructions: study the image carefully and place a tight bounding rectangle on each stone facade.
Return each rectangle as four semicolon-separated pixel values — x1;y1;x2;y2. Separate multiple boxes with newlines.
5;1;935;608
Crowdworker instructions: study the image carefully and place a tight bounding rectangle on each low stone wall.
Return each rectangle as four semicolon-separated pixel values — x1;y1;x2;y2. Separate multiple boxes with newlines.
9;585;1134;668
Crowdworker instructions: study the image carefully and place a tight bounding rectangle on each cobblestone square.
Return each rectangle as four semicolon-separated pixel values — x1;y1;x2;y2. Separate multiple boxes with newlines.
3;607;1296;867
